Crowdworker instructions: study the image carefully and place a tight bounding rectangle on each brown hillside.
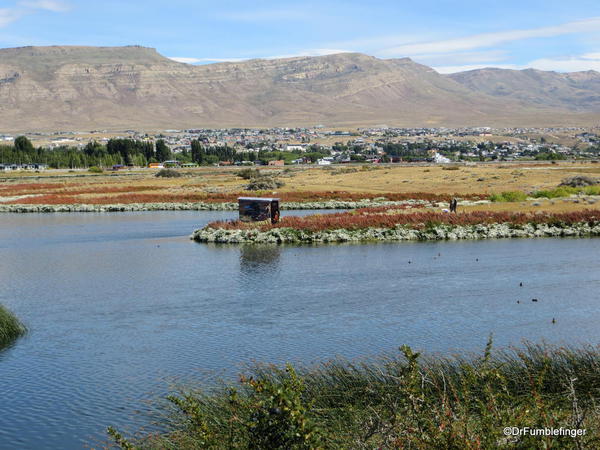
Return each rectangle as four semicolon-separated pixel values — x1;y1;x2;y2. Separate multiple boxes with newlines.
1;46;599;131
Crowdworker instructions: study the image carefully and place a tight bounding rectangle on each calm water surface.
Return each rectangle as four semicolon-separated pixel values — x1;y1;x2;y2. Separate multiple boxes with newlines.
0;211;599;449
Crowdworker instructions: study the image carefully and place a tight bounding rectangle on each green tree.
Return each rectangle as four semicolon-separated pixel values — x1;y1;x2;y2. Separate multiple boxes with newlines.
191;140;204;164
155;139;171;162
14;136;34;153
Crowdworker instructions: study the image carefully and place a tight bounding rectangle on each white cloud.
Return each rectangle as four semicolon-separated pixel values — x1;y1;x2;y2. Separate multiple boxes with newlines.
168;48;353;65
0;8;21;27
411;50;508;67
582;52;600;60
527;55;600;72
260;48;353;59
19;0;70;12
434;53;600;74
378;17;600;57
168;57;202;64
0;1;68;28
433;64;519;74
168;56;246;64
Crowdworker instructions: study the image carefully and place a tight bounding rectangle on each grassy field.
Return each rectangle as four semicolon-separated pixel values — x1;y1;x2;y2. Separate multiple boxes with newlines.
0;162;599;212
109;340;600;449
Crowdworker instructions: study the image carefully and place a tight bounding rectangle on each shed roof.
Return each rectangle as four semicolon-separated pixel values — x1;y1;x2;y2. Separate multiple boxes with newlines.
238;197;280;202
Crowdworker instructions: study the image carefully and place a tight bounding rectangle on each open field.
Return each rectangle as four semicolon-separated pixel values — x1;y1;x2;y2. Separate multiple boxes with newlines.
1;162;599;212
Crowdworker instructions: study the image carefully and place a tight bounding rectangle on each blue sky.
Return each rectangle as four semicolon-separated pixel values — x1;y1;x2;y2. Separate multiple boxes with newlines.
2;0;600;73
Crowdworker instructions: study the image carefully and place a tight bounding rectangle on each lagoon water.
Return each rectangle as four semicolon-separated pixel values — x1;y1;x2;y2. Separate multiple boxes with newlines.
1;211;600;449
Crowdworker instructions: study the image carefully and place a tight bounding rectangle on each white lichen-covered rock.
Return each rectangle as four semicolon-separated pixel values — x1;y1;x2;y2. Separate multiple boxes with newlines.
0;199;432;213
191;221;600;244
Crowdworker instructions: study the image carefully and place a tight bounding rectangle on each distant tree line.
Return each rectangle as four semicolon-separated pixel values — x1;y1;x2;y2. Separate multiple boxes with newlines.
0;137;332;169
190;140;329;165
0;136;178;169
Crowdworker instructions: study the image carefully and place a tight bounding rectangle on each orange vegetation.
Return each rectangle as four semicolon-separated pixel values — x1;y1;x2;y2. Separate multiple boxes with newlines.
2;190;486;205
207;209;600;232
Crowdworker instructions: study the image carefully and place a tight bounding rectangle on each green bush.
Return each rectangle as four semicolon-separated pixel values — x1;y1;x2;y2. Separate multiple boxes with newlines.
236;168;262;180
246;177;285;191
533;187;575;199
110;339;600;449
0;304;26;348
155;168;182;178
583;185;600;195
533;185;600;198
88;166;103;173
489;191;528;202
329;167;358;175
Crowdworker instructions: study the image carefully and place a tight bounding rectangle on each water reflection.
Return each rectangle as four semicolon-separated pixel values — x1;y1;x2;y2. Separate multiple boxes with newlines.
239;245;281;272
0;337;21;357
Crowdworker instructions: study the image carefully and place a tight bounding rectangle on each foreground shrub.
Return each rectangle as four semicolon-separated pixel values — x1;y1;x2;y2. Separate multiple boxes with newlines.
236;168;262;180
246;177;285;191
88;166;103;173
534;185;600;199
0;304;26;348
155;169;182;178
533;187;576;199
110;340;600;448
490;191;528;202
329;167;358;175
560;175;599;188
207;209;600;233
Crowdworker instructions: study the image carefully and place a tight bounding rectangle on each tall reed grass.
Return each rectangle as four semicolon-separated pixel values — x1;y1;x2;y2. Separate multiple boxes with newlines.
0;304;26;348
109;339;600;448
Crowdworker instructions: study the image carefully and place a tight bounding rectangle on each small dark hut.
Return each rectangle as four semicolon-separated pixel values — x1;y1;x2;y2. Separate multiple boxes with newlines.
238;197;280;224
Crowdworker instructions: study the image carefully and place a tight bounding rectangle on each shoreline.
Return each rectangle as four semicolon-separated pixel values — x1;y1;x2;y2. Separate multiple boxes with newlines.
192;221;600;244
0;199;437;213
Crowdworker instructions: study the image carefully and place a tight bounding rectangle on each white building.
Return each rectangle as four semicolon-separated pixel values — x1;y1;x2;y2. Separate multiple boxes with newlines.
432;152;452;164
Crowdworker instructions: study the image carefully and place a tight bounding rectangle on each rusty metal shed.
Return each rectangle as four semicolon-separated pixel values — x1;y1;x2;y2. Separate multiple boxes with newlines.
238;197;280;224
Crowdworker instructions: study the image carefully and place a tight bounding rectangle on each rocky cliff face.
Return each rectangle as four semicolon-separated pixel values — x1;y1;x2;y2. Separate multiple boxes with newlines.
448;67;600;112
0;45;598;131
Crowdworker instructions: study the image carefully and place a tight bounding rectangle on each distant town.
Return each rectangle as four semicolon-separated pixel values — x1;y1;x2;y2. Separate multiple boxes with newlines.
1;126;600;171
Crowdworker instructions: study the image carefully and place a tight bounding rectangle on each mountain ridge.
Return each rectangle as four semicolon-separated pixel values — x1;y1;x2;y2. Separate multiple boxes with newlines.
1;45;599;131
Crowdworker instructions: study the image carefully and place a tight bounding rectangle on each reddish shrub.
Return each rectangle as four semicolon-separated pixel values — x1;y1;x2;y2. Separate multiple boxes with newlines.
207;209;600;232
0;183;66;195
2;189;487;205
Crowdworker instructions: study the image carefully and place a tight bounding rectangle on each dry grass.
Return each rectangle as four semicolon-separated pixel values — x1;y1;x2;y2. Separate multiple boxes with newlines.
2;191;485;205
282;163;600;195
462;199;600;214
1;162;599;212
